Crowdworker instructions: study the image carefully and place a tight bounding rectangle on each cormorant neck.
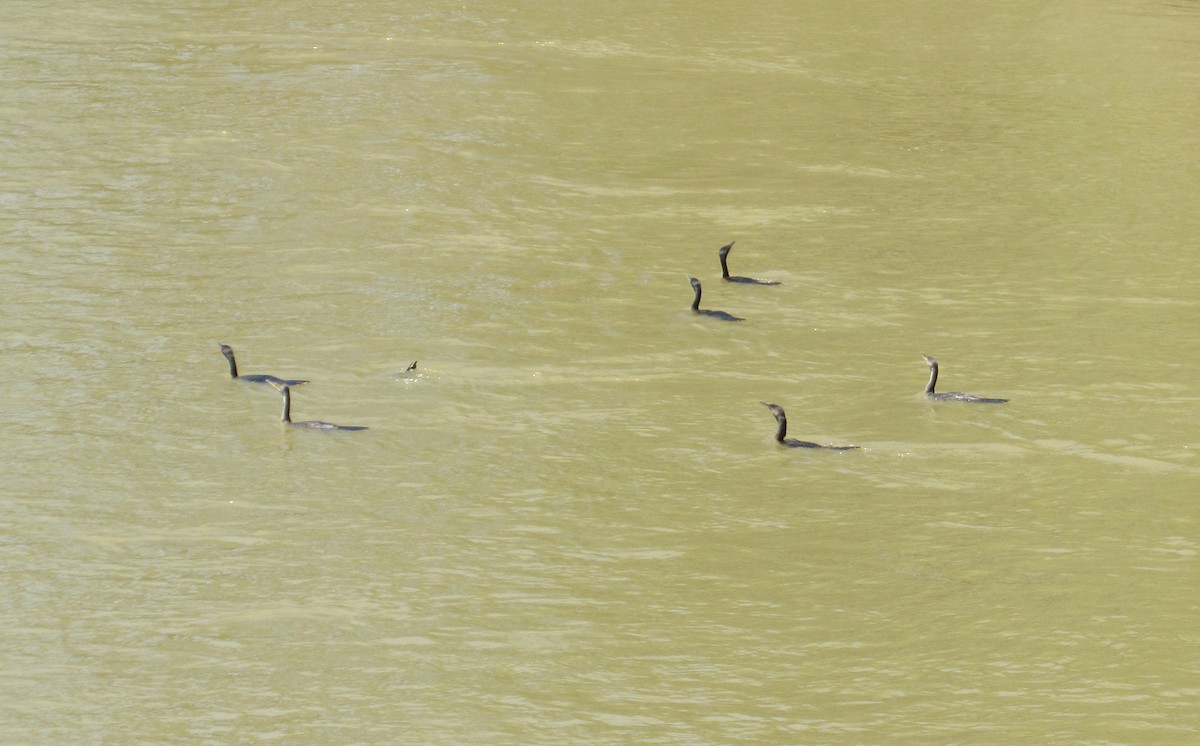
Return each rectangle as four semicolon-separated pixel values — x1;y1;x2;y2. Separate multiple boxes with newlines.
925;362;938;394
774;413;787;442
719;253;731;279
226;354;239;379
280;387;292;423
691;283;701;311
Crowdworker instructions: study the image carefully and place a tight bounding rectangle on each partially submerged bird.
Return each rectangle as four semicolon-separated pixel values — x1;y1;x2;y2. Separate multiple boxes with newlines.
921;354;1008;403
270;382;367;431
688;276;744;321
718;242;779;285
761;402;858;450
219;344;309;387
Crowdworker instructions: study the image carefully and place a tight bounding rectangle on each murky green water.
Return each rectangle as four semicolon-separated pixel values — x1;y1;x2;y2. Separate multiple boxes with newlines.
2;1;1197;743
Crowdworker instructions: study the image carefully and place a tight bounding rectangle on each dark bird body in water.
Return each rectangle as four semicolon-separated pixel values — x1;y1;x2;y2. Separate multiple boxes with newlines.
761;402;859;450
921;354;1008;403
719;242;779;285
394;360;419;380
271;382;367;431
688;276;744;322
220;344;309;387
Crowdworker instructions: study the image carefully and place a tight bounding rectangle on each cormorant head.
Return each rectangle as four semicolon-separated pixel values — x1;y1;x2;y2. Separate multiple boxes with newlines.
760;402;785;421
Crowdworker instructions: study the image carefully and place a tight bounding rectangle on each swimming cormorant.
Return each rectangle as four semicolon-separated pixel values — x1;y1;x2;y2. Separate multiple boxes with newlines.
270;382;368;431
761;402;858;450
688;276;744;321
719;242;780;285
219;344;309;387
921;354;1008;403
392;360;419;381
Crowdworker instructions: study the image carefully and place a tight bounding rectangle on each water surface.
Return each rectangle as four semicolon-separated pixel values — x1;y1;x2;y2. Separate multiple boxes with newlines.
2;1;1198;743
